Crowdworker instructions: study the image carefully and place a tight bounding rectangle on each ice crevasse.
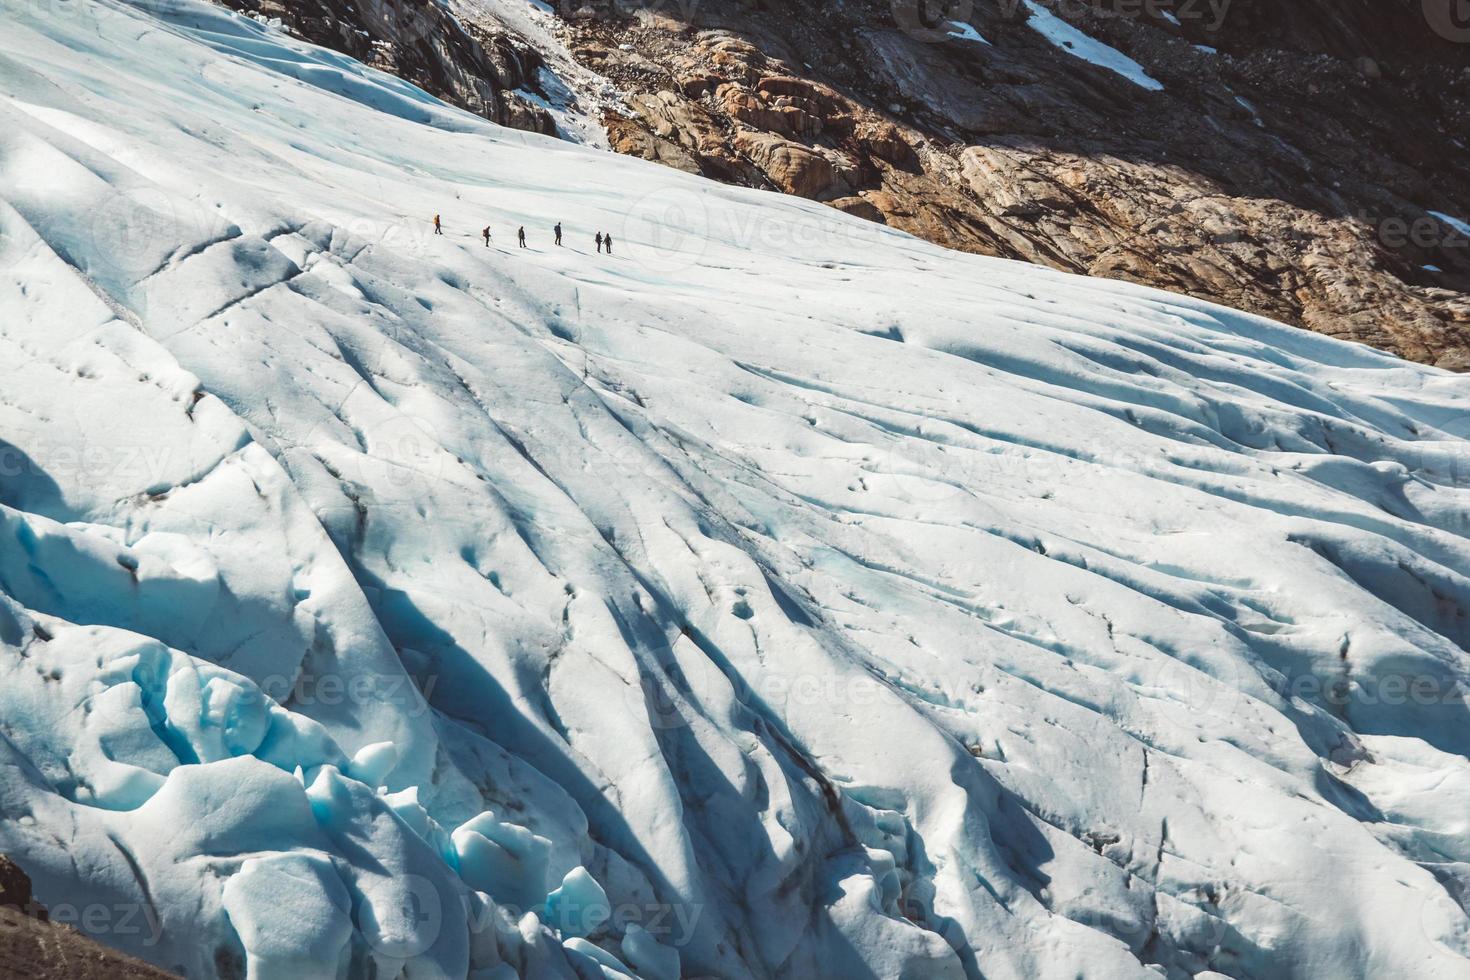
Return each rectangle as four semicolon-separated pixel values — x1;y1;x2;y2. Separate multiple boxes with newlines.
0;582;663;979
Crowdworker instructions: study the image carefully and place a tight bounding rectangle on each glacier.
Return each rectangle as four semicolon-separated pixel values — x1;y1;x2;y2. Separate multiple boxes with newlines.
1;1;1469;977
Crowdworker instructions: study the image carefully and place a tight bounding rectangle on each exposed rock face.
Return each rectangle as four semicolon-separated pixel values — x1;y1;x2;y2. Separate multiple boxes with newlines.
733;131;844;197
566;0;1470;369
0;856;178;979
216;0;562;133
207;0;1470;368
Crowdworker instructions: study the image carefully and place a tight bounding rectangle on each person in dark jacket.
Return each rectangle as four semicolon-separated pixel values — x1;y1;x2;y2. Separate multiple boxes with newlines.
554;222;563;246
518;226;527;248
595;232;603;253
603;232;613;255
482;226;491;247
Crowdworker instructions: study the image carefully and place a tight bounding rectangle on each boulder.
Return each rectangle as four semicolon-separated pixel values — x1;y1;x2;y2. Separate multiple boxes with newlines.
735;132;845;199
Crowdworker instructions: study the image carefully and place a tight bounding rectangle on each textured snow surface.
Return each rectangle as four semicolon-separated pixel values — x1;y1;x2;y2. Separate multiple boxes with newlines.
3;1;1470;978
1020;0;1166;91
1431;211;1470;242
947;21;993;46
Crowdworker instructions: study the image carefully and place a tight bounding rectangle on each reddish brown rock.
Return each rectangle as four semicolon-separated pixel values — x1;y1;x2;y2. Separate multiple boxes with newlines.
211;0;1470;369
0;856;177;979
560;3;1470;369
734;132;845;199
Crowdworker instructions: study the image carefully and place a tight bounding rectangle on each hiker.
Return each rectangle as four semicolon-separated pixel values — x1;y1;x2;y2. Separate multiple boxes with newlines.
482;226;491;247
518;226;527;248
554;222;563;246
595;232;603;253
604;232;613;255
433;214;443;235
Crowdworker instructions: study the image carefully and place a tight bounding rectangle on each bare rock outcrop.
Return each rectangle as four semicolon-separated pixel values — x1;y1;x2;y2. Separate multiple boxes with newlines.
0;855;178;979
216;0;559;133
564;0;1470;368
205;0;1470;368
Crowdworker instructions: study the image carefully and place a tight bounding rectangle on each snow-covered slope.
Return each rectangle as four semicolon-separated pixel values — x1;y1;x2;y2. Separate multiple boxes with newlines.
2;2;1470;978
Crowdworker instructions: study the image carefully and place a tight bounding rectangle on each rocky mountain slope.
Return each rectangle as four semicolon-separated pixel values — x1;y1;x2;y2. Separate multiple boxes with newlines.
1;856;177;979
218;0;1470;369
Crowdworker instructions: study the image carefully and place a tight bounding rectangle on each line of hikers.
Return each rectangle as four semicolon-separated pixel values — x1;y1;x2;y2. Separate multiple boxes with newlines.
433;215;612;253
